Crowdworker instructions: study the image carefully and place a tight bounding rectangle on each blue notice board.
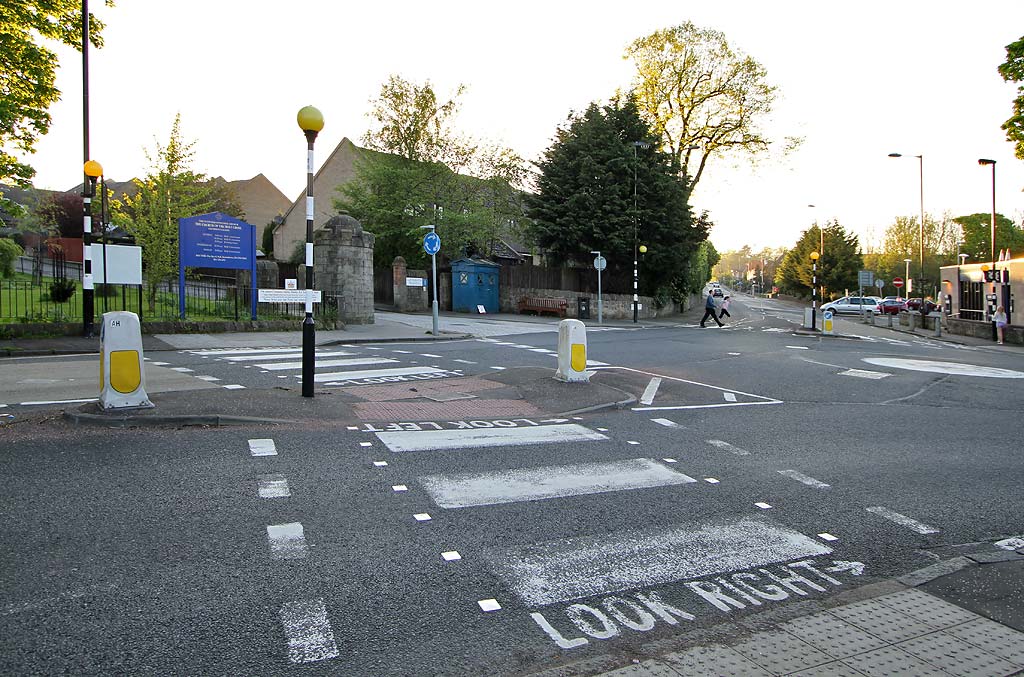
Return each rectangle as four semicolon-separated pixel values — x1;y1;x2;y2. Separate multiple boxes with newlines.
178;212;257;320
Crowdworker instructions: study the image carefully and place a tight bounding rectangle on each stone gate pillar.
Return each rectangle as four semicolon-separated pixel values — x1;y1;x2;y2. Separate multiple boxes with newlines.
313;212;375;324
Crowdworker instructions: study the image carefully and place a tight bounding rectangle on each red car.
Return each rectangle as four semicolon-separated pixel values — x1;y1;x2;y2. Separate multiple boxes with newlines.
878;299;907;315
905;298;939;314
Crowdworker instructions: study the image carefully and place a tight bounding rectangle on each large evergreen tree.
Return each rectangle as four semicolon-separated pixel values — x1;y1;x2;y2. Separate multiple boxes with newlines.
527;98;705;300
778;220;862;298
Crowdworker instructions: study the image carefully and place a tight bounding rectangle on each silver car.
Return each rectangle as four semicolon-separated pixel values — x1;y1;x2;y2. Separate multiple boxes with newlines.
821;296;880;314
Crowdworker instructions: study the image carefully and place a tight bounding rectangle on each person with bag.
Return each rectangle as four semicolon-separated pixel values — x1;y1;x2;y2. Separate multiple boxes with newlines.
994;305;1008;344
700;291;724;328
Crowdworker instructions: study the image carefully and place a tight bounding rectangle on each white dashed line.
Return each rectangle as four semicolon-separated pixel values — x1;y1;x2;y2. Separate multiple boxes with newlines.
452;359;476;364
392;485;408;492
258;475;291;498
662;458;677;463
266;522;308;559
373;461;388;467
839;369;890;379
778;470;830;489
627;441;640;445
723;392;737;402
279;598;339;664
704;478;720;484
640;377;662;405
359;442;372;447
786;346;809;350
248;439;277;457
490;366;507;371
866;506;939;535
818;532;839;541
706;439;749;455
150;361;170;366
195;375;220;381
223;384;246;390
419;353;442;358
728;352;741;356
19;398;96;406
392;350;413;354
414;513;432;522
347;426;359;430
442;551;462;561
478;599;501;612
755;502;773;509
170;367;194;372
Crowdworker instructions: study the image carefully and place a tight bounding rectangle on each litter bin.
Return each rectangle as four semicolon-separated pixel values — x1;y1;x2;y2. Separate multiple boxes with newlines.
577;297;591;320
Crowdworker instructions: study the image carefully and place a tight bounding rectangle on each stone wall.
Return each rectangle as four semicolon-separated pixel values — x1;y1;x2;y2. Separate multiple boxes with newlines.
312;212;375;324
946;317;1021;344
392;257;429;312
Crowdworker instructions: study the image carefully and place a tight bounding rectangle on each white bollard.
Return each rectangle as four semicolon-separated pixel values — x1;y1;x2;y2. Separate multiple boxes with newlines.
555;319;590;383
99;311;154;409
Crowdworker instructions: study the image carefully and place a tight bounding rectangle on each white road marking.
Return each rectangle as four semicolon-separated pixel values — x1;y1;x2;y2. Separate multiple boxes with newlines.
637;400;782;412
651;418;681;428
279;598;339;664
373;461;388;467
221;350;356;362
478;599;501;612
786;345;809;350
150;361;170;366
248;439;277;457
728;352;741;356
376;423;608;453
313;366;447;382
266;522;307;559
840;368;890;380
223;384;246;390
640;377;662;405
995;536;1024;551
359;442;372;447
529;348;555;353
417;353;441;358
452;359;477;364
706;439;749;456
489;516;831;606
257;357;398;371
392;485;408;492
19;398;97;406
818;533;838;541
189;347;301;356
704;478;719;484
723;392;737;402
347;426;359;430
865;506;939;535
778;470;830;489
258;475;291;498
392;350;413;354
442;551;462;561
862;358;1024;379
490;366;507;371
596;427;609;432
171;367;195;372
662;458;677;463
414;513;432;522
627;440;640;445
755;502;773;509
195;375;220;381
418;458;697;508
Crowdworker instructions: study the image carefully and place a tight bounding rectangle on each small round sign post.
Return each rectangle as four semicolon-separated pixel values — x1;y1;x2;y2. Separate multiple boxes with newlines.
591;252;606;324
421;227;441;336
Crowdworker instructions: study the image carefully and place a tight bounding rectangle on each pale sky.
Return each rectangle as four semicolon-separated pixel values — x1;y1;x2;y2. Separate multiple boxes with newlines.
23;0;1024;254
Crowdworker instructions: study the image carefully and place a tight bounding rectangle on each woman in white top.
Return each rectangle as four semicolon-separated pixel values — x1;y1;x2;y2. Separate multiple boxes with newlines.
993;305;1008;344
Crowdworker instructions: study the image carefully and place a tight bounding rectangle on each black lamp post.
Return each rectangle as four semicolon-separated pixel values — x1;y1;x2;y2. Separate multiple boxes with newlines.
82;159;102;335
888;153;925;294
978;158;997;335
632;140;650;323
297;105;324;398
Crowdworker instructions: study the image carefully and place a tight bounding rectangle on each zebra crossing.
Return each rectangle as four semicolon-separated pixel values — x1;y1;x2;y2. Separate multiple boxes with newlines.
179;345;469;387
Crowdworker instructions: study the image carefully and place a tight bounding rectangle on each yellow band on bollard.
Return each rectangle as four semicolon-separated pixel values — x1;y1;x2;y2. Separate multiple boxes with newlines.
110;350;142;393
570;344;587;372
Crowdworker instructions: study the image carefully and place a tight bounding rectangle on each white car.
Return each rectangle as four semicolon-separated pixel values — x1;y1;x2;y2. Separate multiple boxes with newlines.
821;296;880;314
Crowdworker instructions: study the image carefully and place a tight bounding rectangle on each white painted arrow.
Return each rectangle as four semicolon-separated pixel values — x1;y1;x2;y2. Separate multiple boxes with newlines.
826;560;865;576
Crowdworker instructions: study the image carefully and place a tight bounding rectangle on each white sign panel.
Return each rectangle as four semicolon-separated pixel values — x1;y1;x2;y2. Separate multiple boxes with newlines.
89;244;142;285
258;289;322;303
406;277;426;287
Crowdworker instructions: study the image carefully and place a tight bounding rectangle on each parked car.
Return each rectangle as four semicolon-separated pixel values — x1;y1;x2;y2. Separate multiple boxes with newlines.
905;298;939;314
821;296;880;314
878;299;907;315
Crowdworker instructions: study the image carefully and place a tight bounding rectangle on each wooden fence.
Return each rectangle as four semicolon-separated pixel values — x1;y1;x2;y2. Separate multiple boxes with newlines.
499;264;633;295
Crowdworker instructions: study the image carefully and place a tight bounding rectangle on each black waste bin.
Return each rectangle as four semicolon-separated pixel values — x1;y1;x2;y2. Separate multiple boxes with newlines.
577;297;591;320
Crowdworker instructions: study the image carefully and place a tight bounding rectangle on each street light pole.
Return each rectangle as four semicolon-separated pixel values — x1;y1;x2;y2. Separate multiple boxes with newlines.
904;258;912;298
978;159;997;329
888;153;925;295
297;105;324;398
590;250;603;325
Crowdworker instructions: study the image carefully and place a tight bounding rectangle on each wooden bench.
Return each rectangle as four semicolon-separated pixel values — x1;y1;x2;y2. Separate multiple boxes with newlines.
517;296;568;318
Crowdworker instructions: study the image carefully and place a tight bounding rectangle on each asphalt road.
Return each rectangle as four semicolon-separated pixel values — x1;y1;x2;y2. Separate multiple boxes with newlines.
2;295;1022;675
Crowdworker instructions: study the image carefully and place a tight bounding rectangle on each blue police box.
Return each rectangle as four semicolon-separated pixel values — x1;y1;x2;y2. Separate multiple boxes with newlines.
451;258;500;313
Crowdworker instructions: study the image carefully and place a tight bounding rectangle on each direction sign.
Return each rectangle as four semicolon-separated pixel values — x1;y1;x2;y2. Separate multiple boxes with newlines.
875;279;884;289
893;277;904;288
423;232;441;256
857;270;874;288
593;255;607;271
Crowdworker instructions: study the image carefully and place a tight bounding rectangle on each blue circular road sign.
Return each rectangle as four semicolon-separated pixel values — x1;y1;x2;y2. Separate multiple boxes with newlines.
423;232;441;255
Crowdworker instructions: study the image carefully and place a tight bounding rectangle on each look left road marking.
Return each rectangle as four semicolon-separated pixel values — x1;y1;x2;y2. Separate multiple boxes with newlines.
279;598;339;664
248;439;277;456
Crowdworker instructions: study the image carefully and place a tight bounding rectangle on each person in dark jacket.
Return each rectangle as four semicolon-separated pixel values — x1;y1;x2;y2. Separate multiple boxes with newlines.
700;291;724;327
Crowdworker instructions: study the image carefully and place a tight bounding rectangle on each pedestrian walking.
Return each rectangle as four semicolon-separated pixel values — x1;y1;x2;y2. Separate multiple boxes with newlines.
719;295;732;320
700;291;724;327
994;305;1008;344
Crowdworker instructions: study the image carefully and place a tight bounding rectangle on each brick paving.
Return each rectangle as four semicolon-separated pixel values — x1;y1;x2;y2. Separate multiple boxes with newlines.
353;399;540;421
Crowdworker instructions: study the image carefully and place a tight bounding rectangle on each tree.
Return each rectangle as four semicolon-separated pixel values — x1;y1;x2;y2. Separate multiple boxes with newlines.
1;1;111;187
953;213;1024;262
0;237;22;278
339;75;527;267
114;114;238;310
998;35;1024;160
624;22;797;190
778;220;861;298
527;97;705;300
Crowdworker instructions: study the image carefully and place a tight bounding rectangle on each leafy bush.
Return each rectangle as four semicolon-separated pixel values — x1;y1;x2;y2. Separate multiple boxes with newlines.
0;238;23;278
48;278;76;303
